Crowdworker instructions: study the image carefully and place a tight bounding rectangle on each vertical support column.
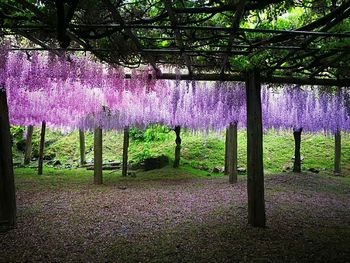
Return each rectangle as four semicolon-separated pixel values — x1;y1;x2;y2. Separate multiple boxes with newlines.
246;69;265;227
224;128;229;175
122;126;130;177
228;122;238;184
0;89;16;229
38;121;46;175
79;129;86;165
24;125;34;165
94;127;103;185
293;128;302;173
173;125;181;168
334;130;341;174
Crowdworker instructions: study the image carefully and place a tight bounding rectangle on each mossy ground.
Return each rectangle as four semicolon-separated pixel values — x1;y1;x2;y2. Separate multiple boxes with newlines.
12;127;350;174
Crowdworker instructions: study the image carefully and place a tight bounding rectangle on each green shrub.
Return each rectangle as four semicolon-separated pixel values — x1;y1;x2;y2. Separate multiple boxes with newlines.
130;124;171;142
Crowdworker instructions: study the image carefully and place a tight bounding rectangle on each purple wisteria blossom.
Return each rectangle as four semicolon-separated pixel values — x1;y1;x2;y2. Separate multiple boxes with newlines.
1;46;349;133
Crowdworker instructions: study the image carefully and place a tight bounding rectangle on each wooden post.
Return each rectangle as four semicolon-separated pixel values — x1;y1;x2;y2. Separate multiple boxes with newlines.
38;121;46;175
228;122;238;184
0;89;16;229
24;125;34;165
94;127;103;184
122;126;130;177
224;128;229;175
246;69;265;227
334;130;341;174
173;126;181;168
79;129;86;165
293;128;302;173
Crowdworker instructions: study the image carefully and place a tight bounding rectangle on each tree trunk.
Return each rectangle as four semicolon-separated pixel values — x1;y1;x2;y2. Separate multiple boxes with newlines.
0;89;16;229
79;129;86;165
122;126;130;177
24;125;34;165
173;126;181;168
224;128;229;175
38;121;46;175
334;130;341;174
94;127;103;185
246;69;265;227
228;122;238;184
293;128;302;173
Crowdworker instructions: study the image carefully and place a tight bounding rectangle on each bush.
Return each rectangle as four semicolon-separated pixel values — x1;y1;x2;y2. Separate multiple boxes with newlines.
130;124;171;142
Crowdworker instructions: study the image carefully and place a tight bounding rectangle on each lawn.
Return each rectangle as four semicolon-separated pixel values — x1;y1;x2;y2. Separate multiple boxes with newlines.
11;127;350;174
0;167;349;262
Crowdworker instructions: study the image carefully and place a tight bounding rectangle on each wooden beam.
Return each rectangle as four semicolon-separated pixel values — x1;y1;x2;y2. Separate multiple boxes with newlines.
24;125;34;165
7;24;350;38
122;126;129;177
227;122;238;184
79;129;86;165
173;126;181;168
246;69;265;227
220;0;246;74
224;128;229;175
163;0;193;75
101;0;160;73
253;1;350;46
334;130;341;174
0;89;16;230
38;121;46;175
94;127;103;185
268;6;350;75
293;128;302;173
147;73;349;87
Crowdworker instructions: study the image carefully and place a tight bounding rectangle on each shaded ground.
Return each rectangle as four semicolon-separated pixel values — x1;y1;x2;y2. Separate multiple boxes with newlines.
1;167;350;262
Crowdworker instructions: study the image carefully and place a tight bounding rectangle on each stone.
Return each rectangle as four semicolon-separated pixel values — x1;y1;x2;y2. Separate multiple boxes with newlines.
237;167;246;174
282;165;291;172
102;166;119;170
53;160;62;167
212;167;222;173
129;160;144;170
65;164;72;169
108;161;121;166
308;168;319;173
144;155;169;171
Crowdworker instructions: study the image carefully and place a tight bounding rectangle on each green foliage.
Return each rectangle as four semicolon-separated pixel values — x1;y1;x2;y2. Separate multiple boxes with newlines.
134;143;151;160
130;124;171;142
10;126;24;141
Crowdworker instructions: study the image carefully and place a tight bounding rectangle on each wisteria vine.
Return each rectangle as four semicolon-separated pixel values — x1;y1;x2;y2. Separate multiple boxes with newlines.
1;44;349;133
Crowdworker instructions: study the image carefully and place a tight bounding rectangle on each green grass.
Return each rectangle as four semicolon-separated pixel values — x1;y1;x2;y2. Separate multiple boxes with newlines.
13;127;350;173
14;165;204;191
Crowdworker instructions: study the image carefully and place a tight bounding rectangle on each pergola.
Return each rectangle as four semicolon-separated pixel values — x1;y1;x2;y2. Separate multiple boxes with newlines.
0;0;349;229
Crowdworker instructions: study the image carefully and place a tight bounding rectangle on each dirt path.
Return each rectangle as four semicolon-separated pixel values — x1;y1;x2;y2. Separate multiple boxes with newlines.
1;172;349;262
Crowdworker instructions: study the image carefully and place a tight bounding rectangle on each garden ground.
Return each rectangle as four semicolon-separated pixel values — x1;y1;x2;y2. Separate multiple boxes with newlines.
1;167;349;262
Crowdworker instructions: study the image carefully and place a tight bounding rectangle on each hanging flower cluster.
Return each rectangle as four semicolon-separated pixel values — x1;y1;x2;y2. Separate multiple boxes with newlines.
262;86;350;133
1;45;349;133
